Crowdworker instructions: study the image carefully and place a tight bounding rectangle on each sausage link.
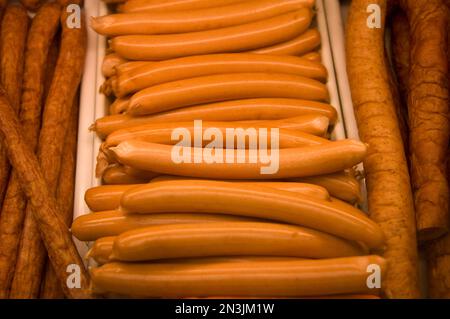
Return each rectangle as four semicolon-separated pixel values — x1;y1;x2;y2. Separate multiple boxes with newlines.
0;2;59;298
111;10;312;60
95;0;311;36
93;99;337;138
291;171;362;204
86;237;115;265
73;211;261;241
91;256;386;298
102;53;127;78
84;181;330;212
114;54;327;97
111;222;366;261
128;72;329;116
117;0;299;13
120;180;383;249
111;139;366;181
10;8;87;299
252;28;321;56
103;120;329;149
0;3;29;210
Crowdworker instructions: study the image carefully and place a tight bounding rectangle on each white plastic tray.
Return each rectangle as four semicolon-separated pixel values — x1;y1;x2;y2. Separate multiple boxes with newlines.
73;0;351;257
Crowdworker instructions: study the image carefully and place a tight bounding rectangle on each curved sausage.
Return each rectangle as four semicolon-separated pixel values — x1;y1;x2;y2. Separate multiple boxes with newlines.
120;180;384;249
94;0;312;36
118;0;248;13
111;139;366;180
72;211;262;241
103;120;329;149
84;181;330;212
111;222;366;261
111;10;313;60
291;171;362;204
252;28;321;56
90;255;386;297
128;72;329;115
114;54;327;97
92;99;337;138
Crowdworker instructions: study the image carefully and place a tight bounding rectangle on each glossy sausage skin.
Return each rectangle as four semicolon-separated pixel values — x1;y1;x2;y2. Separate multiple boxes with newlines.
92;99;337;139
111;10;313;60
111;139;366;180
103;120;329;149
84;181;330;212
120;180;384;249
90;255;386;298
118;0;249;13
252;28;321;56
111;222;366;261
94;0;312;36
72;211;260;241
114;54;328;97
128;73;329;116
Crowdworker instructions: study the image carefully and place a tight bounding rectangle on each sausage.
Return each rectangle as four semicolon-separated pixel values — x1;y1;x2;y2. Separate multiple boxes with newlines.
72;211;262;241
102;165;158;185
102;53;127;78
94;0;313;36
152;178;331;200
10;6;87;299
97;115;331;176
84;181;330;212
252;28;321;56
90;255;386;298
0;3;29;209
128;73;329;116
19;0;44;11
111;222;366;261
86;237;115;265
111;139;366;181
291;171;362;204
118;0;248;13
120;180;383;249
111;10;313;60
0;2;59;298
92;99;337;138
103;120;329;149
99;113;331;172
85;185;138;212
114;54;327;97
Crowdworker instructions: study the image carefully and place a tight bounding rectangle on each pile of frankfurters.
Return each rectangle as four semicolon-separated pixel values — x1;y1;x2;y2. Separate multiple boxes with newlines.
73;0;387;298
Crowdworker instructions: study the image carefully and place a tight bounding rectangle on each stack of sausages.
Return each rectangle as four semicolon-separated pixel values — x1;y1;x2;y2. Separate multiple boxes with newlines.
0;0;87;299
77;0;387;298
